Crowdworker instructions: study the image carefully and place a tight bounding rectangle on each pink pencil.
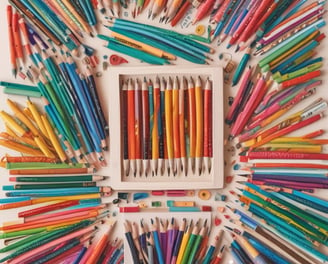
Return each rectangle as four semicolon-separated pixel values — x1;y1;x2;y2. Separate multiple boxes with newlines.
7;225;97;264
24;204;106;223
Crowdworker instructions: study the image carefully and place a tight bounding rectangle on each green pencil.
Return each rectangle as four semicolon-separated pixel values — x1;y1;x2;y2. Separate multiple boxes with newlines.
3;182;97;190
9;175;105;182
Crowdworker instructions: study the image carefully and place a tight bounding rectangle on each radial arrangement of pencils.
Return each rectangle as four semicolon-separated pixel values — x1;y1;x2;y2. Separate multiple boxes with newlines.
121;75;213;177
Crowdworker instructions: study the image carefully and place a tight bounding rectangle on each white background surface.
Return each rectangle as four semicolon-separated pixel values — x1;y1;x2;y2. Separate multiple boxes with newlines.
0;0;327;263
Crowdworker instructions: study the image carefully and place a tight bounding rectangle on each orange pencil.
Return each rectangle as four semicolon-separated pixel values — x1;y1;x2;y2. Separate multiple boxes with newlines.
172;76;181;176
179;77;187;175
195;76;203;175
170;1;191;27
12;11;24;67
188;77;196;174
7;5;17;77
9;167;95;175
85;221;116;264
127;79;136;176
160;77;168;175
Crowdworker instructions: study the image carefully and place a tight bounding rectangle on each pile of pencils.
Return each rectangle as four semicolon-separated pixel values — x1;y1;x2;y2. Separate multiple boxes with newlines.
121;75;213;177
101;18;215;64
0;216;117;263
124;218;225;264
0;171;116;263
226;183;328;263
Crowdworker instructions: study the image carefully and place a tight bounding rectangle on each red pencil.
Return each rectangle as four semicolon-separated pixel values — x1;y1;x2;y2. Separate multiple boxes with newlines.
281;70;322;89
203;78;212;173
7;5;17;77
249;113;323;150
18;200;80;217
12;11;24;67
170;1;191;27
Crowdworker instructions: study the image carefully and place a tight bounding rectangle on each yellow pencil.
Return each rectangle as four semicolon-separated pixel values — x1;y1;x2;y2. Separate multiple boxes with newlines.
110;31;176;60
34;136;56;158
41;114;67;162
269;31;319;69
165;77;174;176
27;100;49;140
7;99;39;136
0;111;28;137
176;220;193;264
195;76;203;175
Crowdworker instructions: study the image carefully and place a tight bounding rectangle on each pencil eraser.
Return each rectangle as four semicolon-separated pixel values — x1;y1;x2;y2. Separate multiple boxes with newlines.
119;206;140;213
201;206;212;211
2;186;14;190
151;190;165;196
